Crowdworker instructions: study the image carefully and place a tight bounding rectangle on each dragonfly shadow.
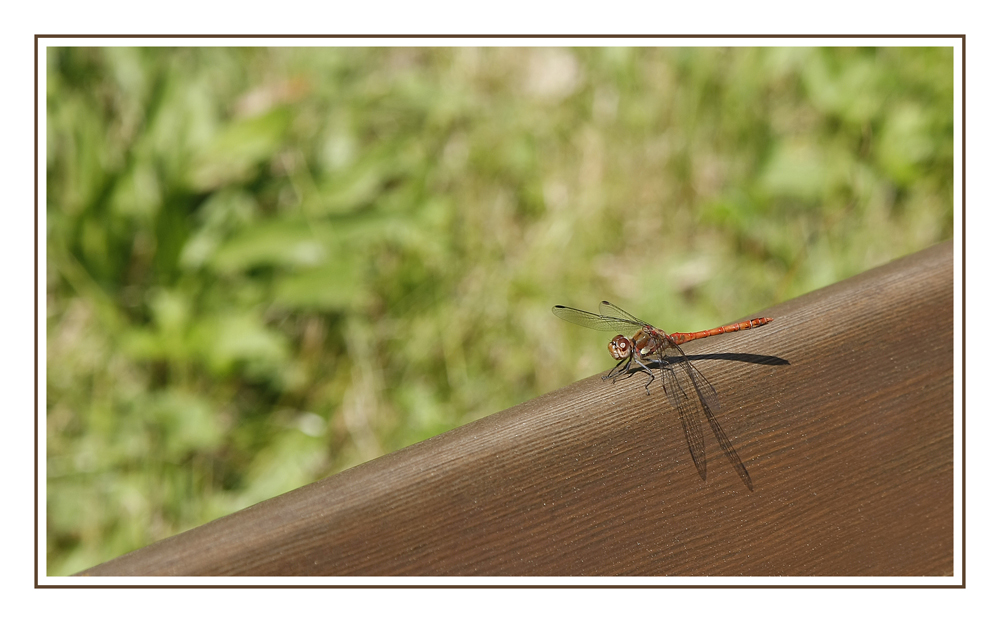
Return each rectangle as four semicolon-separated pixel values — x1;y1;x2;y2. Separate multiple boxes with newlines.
613;352;789;389
642;352;790;370
667;352;790;367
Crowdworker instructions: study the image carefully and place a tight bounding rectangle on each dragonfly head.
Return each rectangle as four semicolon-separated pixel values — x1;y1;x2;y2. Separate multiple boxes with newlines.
607;335;633;361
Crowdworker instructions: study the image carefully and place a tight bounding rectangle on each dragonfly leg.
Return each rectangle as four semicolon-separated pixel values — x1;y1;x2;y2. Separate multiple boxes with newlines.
603;357;632;385
604;356;656;394
631;358;658;395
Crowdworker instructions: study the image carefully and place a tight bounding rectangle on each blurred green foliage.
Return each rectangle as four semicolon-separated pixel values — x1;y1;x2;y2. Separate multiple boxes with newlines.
46;47;953;575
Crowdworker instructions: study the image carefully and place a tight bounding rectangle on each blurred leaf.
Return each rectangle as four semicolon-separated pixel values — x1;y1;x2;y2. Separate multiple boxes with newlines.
238;428;328;506
148;288;191;333
188;108;293;191
758;142;829;202
875;103;938;185
313;152;394;215
146;390;225;459
190;313;290;378
209;218;327;273
178;189;257;270
274;261;365;311
803;49;884;125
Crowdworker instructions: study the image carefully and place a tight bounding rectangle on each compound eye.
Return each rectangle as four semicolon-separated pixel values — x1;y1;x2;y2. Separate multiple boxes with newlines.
607;335;632;360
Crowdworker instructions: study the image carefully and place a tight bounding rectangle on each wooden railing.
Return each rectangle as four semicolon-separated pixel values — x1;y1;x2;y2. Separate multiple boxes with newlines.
79;241;954;577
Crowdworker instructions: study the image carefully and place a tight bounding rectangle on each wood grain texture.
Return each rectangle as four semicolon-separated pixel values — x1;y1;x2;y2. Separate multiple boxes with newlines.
79;241;954;577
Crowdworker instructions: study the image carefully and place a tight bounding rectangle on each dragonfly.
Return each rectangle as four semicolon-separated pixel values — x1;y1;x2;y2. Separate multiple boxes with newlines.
552;300;773;492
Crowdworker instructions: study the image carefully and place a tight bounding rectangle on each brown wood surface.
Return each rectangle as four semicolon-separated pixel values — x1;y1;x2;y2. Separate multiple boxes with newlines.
79;241;955;577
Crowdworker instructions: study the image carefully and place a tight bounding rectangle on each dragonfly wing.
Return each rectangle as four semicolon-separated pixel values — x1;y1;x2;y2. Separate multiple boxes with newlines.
662;361;707;481
599;301;650;326
659;361;685;408
678;360;754;492
552;305;644;334
653;342;721;413
681;353;722;413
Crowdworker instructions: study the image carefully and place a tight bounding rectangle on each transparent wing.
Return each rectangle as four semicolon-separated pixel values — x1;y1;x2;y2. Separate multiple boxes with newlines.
657;342;752;492
552;304;645;335
661;363;707;482
656;350;722;414
672;349;753;492
598;300;651;327
687;359;722;413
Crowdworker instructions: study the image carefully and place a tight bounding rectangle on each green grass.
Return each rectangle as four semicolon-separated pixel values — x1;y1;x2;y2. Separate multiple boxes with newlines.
46;46;953;575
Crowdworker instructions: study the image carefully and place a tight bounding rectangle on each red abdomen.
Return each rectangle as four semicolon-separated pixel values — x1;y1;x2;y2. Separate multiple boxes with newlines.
669;317;773;345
